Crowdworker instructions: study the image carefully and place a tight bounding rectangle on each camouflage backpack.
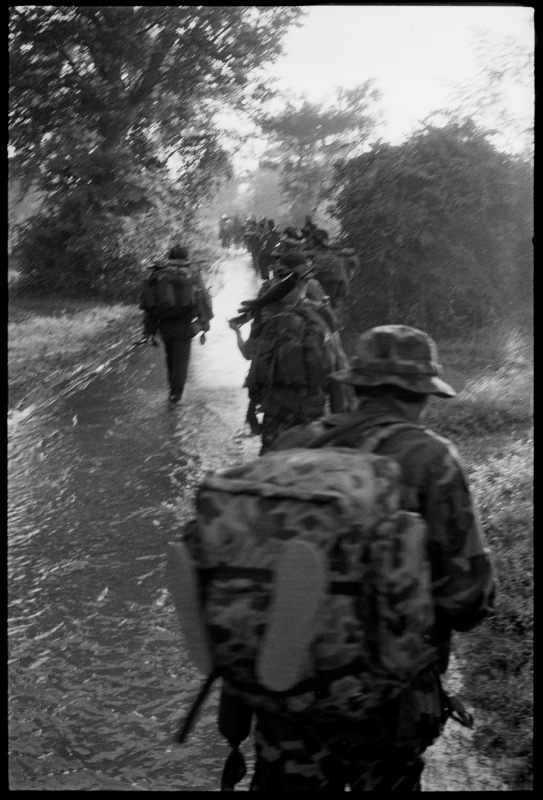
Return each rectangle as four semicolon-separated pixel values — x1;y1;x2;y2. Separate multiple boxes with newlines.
166;420;439;751
244;302;334;417
139;259;199;320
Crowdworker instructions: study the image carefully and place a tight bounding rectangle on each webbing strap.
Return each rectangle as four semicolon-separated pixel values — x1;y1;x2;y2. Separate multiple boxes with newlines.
309;417;423;450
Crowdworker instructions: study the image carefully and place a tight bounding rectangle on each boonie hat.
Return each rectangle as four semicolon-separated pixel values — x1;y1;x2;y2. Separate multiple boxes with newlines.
331;325;456;398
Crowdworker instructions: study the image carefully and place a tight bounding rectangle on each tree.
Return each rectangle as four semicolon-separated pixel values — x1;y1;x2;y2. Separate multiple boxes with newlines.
442;31;534;161
9;6;303;295
256;83;381;226
331;120;532;335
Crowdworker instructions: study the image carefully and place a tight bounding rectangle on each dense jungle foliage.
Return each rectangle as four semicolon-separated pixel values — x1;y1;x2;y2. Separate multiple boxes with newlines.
332;120;532;336
9;6;303;297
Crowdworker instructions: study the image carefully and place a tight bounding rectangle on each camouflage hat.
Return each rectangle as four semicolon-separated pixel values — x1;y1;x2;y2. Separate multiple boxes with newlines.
331;325;456;398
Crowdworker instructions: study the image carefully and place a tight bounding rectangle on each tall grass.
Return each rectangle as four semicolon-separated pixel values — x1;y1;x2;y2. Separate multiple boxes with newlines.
425;323;533;790
8;296;138;409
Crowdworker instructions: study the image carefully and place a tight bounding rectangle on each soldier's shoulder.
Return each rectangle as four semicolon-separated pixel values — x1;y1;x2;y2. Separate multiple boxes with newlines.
420;427;462;460
410;427;467;482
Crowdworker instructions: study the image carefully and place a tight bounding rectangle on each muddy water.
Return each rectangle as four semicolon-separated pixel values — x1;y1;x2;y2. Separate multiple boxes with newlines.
8;255;260;791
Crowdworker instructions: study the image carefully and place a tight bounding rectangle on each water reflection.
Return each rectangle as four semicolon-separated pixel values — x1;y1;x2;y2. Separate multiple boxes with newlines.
8;256;260;790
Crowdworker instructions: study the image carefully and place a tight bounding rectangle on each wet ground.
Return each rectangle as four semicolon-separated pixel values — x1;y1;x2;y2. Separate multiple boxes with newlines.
8;255;261;791
8;255;507;791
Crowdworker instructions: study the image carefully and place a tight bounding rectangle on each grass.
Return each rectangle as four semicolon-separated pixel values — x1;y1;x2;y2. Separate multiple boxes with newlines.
424;322;533;790
8;293;139;410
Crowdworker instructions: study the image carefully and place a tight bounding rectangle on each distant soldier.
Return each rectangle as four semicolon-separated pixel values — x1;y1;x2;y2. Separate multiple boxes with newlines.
229;252;352;450
257;219;281;281
139;245;213;404
243;216;261;274
219;215;231;249
231;215;244;248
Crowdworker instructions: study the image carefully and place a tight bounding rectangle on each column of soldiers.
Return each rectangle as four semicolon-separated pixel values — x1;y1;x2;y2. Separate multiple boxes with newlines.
218;214;245;250
228;217;357;453
218;214;496;791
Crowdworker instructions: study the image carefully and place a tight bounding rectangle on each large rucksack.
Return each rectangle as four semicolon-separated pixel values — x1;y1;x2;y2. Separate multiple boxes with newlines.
245;302;334;417
139;259;199;320
166;421;439;750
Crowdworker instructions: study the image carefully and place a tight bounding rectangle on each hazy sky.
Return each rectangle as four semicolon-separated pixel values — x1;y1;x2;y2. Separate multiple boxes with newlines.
267;5;534;143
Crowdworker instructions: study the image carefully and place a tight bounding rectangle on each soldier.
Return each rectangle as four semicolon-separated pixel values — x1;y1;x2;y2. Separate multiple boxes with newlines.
243;216;261;274
231;215;244;248
218;215;231;249
228;252;352;450
233;324;496;790
257;219;281;281
140;245;213;404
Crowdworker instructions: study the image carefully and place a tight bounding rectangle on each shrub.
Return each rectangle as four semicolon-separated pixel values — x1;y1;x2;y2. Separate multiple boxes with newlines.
331;121;533;336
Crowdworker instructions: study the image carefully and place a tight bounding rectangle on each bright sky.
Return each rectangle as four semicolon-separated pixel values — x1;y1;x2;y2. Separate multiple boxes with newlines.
268;4;534;143
230;4;533;170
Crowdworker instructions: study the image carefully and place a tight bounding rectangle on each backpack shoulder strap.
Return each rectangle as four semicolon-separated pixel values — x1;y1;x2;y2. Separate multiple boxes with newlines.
358;422;423;453
309;418;422;450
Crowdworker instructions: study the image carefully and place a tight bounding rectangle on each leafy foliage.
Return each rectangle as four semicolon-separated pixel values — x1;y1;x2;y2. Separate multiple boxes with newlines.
9;6;303;296
446;31;534;160
257;84;381;225
331;120;533;335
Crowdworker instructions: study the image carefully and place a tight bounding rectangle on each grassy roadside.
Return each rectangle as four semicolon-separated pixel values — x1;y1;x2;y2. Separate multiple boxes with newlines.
8;292;140;411
425;323;533;790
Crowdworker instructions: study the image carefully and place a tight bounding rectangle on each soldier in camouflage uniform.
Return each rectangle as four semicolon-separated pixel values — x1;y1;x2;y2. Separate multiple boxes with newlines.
238;325;496;791
229;253;352;451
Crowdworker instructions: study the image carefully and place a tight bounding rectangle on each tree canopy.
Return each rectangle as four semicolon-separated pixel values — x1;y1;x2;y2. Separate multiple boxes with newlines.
331;119;532;335
9;6;303;295
256;83;381;225
10;6;302;180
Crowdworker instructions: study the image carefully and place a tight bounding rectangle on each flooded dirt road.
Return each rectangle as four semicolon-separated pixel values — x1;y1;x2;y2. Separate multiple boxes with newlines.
8;255;260;791
8;254;507;791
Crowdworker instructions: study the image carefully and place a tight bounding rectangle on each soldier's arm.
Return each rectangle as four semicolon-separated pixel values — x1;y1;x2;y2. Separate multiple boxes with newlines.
142;311;158;337
423;444;496;632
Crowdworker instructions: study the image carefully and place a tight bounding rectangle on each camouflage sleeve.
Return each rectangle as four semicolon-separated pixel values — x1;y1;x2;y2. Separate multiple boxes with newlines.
423;443;496;632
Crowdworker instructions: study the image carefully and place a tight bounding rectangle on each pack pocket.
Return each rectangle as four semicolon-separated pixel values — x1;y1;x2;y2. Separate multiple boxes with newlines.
157;276;176;307
140;282;158;310
274;341;306;386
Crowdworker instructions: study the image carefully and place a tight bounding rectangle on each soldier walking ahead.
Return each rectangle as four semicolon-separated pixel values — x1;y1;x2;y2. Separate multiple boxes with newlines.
140;245;213;404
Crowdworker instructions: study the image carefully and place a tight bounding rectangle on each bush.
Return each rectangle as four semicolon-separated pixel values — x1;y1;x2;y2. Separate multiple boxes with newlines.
331;121;533;336
422;326;533;789
13;200;214;301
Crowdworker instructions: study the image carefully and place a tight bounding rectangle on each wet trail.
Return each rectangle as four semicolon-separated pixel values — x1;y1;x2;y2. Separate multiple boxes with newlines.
8;253;507;791
8;255;260;791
